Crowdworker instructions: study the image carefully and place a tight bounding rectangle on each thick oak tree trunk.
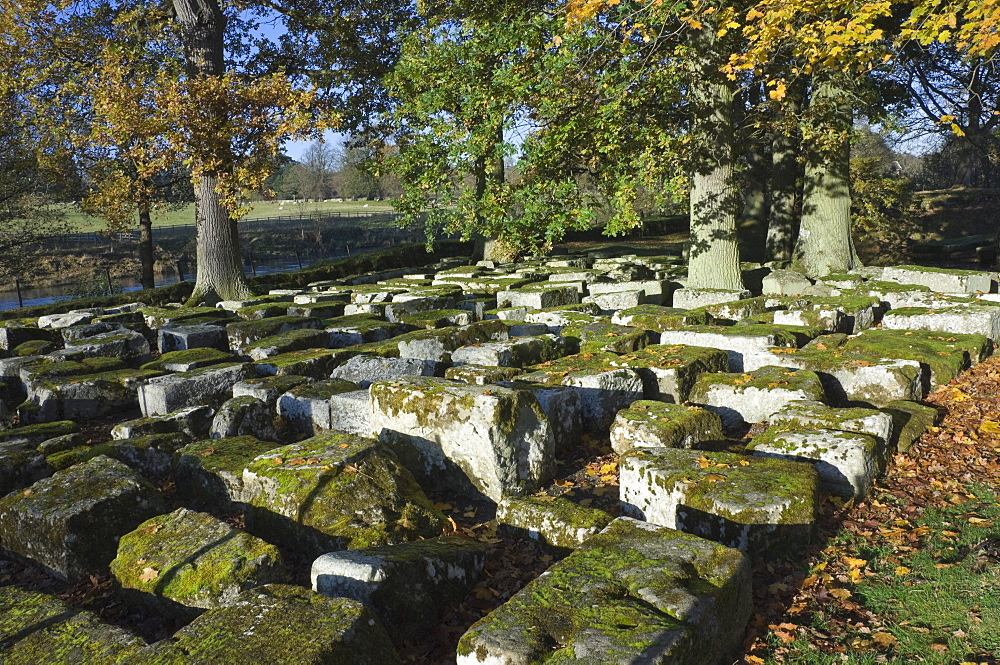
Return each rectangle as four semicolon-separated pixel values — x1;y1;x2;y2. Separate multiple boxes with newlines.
794;78;859;277
173;0;251;304
686;40;744;290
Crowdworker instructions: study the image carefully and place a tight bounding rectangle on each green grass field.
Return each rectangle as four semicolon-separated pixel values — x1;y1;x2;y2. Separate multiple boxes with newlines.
54;199;398;233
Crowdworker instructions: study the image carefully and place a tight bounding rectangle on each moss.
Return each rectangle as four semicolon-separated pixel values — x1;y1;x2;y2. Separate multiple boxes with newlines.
142;347;233;370
444;365;525;385
499;496;613;551
398;309;470;329
45;443;115;471
842;328;989;387
177;436;275;476
369;378;478;430
243;327;329;355
323;313;404;333
141;306;228;329
881;400;939;453
0;420;79;443
690;365;823;395
524;351;626;382
235;302;288;320
613;400;723;449
286;378;359;400
12;339;55;357
560;322;649;355
23;356;126;383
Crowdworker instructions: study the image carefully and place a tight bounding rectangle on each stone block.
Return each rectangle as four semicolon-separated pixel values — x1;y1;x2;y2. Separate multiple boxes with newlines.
112;405;214;441
138;362;255;416
881;265;993;293
688;366;826;428
519;353;643;431
399;308;475;329
175;436;278;508
111;508;290;619
620;448;819;554
672;288;752;309
560;321;650;354
773;308;846;334
0;324;56;352
659;324;810;372
158;324;228;353
749;426;887;498
445;365;526;385
0;455;164;582
456;517;751;665
396;320;509;363
243;433;445;557
312;536;485;645
251;348;352;379
496;496;612;553
38;312;94;329
58;329;150;365
211;396;275;440
582;289;645;312
245;328;330;360
23;368;163;423
769;400;893;443
450;335;565;368
122;585;399;665
330;355;439;388
0;586;144;663
142;347;234;372
499;381;581;453
616;343;729;403
496;284;580;310
277;379;360;435
226;316;323;355
370;377;554;501
881;399;939;453
882;305;1000;341
761;269;813;296
610;400;723;453
231;374;312;408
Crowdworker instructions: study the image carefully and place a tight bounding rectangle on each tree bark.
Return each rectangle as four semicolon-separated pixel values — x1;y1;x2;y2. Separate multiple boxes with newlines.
686;33;744;290
767;80;804;262
173;0;251;304
138;202;155;290
793;78;860;277
737;86;769;264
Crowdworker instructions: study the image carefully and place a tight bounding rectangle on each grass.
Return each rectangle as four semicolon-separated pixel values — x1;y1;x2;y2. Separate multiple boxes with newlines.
759;487;1000;664
53;199;398;233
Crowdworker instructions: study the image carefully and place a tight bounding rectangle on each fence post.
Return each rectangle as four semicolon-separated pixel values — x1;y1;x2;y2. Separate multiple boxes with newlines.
14;278;23;308
294;250;302;270
105;268;113;295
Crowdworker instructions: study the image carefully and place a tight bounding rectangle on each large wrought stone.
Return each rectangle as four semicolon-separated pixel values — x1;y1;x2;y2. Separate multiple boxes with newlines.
312;536;485;644
456;517;751;665
0;455;164;582
370;377;554;501
111;508;290;618
620;447;820;554
174;436;279;508
330;355;438;388
615;343;729;403
243;433;445;557
138;362;255;416
688;366;826;428
122;585;400;665
610;400;723;453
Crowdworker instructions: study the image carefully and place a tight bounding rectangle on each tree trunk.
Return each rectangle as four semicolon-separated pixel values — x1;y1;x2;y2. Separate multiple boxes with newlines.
737;86;769;264
793;78;859;277
173;0;251;304
686;38;744;290
138;202;155;290
767;81;804;262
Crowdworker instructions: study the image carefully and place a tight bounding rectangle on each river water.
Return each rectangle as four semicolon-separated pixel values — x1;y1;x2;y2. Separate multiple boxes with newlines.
0;254;339;312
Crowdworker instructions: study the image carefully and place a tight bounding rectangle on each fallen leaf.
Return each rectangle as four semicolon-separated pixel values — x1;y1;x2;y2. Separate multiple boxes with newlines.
830;588;852;600
139;567;159;583
872;632;898;648
894;566;911;576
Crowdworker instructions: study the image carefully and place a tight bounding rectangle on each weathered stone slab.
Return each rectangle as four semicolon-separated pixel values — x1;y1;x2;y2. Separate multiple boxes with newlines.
141;306;230;330
496;496;612;553
881;399;939;453
0;586;144;664
112;405;214;441
610;400;723;453
616;343;729;403
620;448;819;554
226;316;323;355
881;265;993;293
749;427;886;498
38;311;95;329
396;320;509;363
882;305;1000;341
761;269;813;296
245;328;331;360
456;517;751;665
762;348;924;406
141;347;234;372
672;288;752;309
0;323;56;352
518;353;643;432
277;379;360;435
112;508;289;618
0;455;164;582
330;355;438;388
498;381;581;453
399;308;475;329
23;368;163;423
328;389;373;435
175;436;278;508
370;377;554;501
769;400;893;443
312;536;485;644
57;329;150;365
659;324;812;371
445;364;526;385
496;284;580;310
211;396;275;440
232;374;312;408
611;304;712;332
689;366;826;428
138;362;255;416
158;324;228;353
243;433;445;556
561;321;651;354
104;433;191;477
582;288;645;312
123;585;399;665
251;348;353;379
522;303;602;332
450;335;565;367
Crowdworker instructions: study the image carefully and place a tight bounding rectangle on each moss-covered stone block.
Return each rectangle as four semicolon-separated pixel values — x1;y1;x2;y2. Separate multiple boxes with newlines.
251;348;354;379
235;302;289;320
141;306;229;330
112;406;214;442
610;401;724;453
123;585;400;665
496;496;612;553
0;586;144;664
768;400;893;443
232;374;313;408
325;313;410;349
841;328;991;388
138;362;255;416
370;377;555;501
0;420;79;447
748;426;887;498
620;447;819;554
395;319;509;363
11;339;55;357
226;315;323;355
881;399;939;453
0;455;164;582
23;367;164;423
444;364;526;385
107;433;191;478
243;433;446;557
611;304;713;332
659;324;819;372
244;328;331;361
175;436;279;508
277;378;360;434
141;347;234;372
456;517;751;665
616;343;729;403
312;536;486;645
688;366;826;428
398;308;474;329
111;508;290;619
560;321;650;355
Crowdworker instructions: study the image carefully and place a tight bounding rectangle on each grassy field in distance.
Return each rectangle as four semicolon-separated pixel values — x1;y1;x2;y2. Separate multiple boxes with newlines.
54;199;398;233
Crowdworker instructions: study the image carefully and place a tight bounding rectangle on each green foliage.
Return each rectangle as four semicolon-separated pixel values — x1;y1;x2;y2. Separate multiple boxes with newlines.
850;157;919;264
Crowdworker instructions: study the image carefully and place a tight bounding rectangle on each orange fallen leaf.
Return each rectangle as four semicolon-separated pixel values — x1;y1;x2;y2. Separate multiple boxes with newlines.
139;567;159;583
